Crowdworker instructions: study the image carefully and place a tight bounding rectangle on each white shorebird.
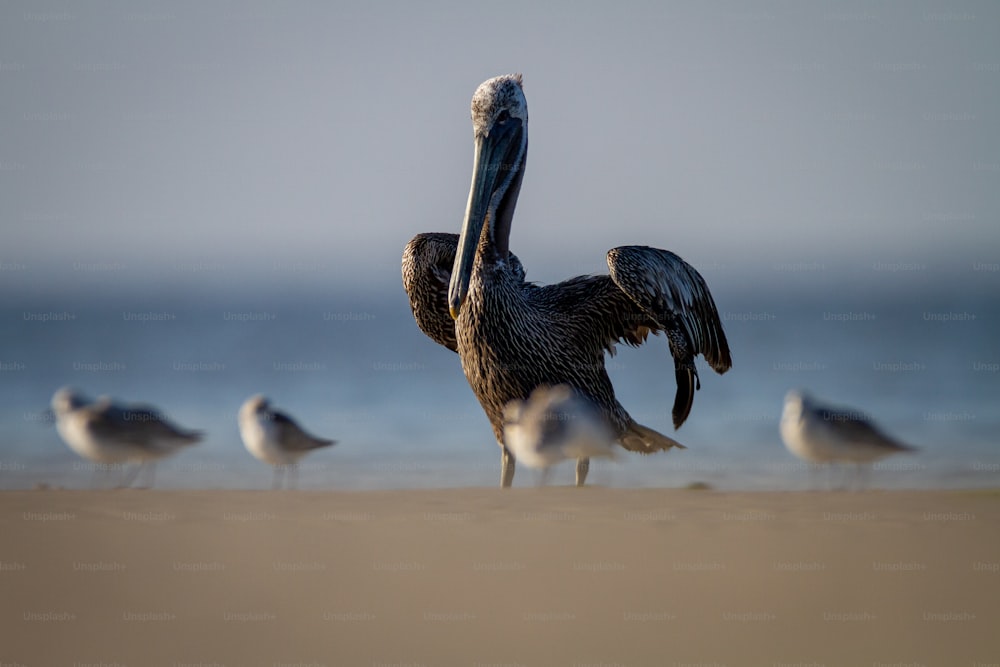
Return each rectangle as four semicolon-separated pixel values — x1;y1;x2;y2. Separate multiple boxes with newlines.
503;385;642;485
238;395;336;489
780;389;917;489
51;387;202;488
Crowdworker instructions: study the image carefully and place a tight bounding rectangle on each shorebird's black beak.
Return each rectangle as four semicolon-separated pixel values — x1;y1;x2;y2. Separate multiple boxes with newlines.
448;118;524;320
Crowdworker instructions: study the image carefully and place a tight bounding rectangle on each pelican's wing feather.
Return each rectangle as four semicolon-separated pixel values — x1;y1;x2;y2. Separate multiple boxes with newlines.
606;246;732;428
402;232;527;352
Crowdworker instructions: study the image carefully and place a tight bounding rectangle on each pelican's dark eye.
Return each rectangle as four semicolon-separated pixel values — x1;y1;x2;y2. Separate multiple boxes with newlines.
496;109;511;124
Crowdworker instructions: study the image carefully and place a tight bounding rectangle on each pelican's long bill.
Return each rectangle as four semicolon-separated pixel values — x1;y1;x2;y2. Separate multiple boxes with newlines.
448;116;524;319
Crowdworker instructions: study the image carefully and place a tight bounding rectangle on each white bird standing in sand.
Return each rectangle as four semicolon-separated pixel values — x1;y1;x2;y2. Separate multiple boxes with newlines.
780;389;917;489
238;395;337;489
51;387;202;488
503;385;647;485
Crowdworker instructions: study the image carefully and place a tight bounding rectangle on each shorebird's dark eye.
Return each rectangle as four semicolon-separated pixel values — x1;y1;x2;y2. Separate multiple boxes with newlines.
496;110;510;125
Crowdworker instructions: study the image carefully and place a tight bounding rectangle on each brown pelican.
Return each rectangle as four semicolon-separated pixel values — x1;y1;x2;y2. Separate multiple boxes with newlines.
780;389;917;489
238;395;337;490
403;74;732;487
51;387;202;488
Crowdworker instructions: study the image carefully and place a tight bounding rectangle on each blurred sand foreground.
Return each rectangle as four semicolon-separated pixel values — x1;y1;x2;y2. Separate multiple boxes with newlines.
2;488;998;666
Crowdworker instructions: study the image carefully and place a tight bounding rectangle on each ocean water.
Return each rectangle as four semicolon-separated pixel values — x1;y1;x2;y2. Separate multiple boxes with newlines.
1;278;998;491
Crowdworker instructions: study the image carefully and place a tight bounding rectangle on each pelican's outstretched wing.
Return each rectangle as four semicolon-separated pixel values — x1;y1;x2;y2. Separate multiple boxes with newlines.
402;232;527;352
606;245;732;429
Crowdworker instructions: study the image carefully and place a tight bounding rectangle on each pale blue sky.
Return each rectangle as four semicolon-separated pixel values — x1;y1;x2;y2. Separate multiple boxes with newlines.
2;1;998;294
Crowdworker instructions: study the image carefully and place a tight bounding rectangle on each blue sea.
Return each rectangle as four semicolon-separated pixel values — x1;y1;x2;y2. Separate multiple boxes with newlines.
1;274;998;491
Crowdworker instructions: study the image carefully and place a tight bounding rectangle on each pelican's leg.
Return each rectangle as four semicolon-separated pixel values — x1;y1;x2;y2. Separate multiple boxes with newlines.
575;457;590;487
500;446;516;488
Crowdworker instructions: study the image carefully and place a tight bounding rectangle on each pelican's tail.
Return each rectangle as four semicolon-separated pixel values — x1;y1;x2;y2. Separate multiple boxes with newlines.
620;421;686;454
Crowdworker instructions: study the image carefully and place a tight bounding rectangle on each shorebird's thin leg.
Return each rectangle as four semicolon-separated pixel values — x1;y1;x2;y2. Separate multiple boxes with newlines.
827;463;841;492
837;464;852;492
538;467;552;487
806;463;819;491
500;446;516;488
142;462;157;489
271;466;283;491
289;464;299;490
575;457;590;487
855;463;868;491
120;462;142;489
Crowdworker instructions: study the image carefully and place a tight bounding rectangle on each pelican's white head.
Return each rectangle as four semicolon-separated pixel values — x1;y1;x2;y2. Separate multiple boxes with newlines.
470;73;528;138
449;74;530;319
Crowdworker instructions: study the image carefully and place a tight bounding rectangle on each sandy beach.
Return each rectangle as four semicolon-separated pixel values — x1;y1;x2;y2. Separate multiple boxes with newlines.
1;488;997;666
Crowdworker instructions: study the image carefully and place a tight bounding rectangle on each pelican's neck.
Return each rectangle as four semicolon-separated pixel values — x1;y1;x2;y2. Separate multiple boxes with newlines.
484;138;527;263
469;228;528;314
